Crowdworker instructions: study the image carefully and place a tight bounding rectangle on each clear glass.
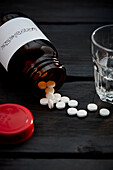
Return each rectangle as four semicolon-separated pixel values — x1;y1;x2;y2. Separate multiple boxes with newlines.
91;24;113;104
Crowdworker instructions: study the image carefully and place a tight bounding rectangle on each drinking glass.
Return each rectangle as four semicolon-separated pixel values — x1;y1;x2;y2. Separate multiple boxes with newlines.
91;25;113;103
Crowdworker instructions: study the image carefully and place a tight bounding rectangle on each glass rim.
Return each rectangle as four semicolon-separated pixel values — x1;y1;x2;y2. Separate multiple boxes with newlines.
91;24;113;53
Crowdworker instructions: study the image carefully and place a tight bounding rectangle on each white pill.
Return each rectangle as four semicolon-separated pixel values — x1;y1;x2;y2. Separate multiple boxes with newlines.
45;87;55;94
68;100;78;107
48;99;54;109
56;102;66;109
77;109;87;118
53;98;60;104
99;108;110;117
54;93;61;103
46;93;54;100
61;96;70;103
87;103;98;111
38;81;47;90
47;80;56;87
40;98;48;105
67;108;77;116
54;93;61;99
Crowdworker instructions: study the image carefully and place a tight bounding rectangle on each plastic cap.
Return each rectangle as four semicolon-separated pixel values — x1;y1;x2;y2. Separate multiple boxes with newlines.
0;103;34;144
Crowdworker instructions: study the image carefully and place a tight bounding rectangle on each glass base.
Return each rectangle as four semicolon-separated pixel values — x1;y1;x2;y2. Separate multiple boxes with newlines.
96;87;113;104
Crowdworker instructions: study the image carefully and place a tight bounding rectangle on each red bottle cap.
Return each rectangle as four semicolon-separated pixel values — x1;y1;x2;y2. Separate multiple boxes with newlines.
0;103;34;144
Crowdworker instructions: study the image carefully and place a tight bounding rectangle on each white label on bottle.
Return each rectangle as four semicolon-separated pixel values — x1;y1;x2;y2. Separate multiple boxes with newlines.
0;17;49;71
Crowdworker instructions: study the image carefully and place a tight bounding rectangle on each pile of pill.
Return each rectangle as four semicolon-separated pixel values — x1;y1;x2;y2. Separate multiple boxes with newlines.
39;80;110;118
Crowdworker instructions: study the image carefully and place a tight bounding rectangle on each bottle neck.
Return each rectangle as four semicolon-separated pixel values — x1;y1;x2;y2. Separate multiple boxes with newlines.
22;45;66;95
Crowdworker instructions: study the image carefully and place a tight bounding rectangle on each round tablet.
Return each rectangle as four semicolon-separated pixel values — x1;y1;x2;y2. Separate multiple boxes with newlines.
46;93;54;100
61;96;70;103
67;108;77;116
47;80;56;87
54;93;61;103
54;93;61;99
77;109;87;118
45;87;55;94
56;102;66;109
68;100;78;107
40;98;48;105
38;81;47;90
53;98;61;103
48;99;54;109
87;103;98;111
99;108;110;117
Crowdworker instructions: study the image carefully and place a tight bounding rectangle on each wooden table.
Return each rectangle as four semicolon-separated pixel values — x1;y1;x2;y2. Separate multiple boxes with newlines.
0;0;113;169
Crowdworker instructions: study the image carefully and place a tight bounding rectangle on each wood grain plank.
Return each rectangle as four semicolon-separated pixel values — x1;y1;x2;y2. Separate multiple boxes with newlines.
0;0;113;23
0;81;113;156
0;158;113;170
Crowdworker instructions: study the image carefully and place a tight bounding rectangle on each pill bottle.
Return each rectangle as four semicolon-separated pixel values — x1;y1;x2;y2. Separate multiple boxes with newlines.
0;12;66;97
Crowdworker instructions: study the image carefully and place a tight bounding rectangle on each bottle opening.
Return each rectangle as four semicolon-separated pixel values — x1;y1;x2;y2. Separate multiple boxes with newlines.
34;67;66;97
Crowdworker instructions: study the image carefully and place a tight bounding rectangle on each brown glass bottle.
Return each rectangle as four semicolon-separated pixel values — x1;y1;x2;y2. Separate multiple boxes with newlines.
0;12;66;97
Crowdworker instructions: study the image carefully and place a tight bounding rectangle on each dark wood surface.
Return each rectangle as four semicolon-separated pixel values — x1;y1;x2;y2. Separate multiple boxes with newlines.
0;0;113;170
